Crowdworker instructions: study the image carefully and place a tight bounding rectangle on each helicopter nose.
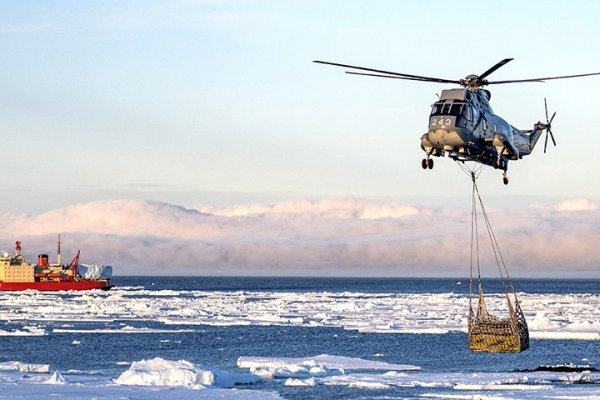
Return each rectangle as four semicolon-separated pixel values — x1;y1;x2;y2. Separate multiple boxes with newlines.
427;128;466;149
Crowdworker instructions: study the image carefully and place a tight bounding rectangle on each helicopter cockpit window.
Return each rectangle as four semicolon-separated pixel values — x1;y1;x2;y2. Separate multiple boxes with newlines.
431;101;464;116
449;103;463;116
431;103;443;115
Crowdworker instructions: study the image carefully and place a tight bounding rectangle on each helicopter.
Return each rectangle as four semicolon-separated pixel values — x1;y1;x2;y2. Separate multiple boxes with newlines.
314;58;600;184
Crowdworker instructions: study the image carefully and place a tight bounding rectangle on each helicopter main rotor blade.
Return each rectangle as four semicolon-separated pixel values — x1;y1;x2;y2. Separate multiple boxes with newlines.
477;58;514;81
346;71;459;84
313;60;460;84
489;71;600;85
485;79;545;85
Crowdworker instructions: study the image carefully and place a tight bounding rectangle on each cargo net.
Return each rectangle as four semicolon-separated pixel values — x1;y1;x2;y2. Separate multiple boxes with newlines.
463;167;529;352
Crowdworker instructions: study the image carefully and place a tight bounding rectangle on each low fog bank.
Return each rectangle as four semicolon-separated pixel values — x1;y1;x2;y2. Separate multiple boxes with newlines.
0;198;598;277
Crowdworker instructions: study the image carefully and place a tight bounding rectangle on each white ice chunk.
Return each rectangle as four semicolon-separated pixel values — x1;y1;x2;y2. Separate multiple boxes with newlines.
45;371;66;385
77;264;112;279
530;331;600;340
116;358;213;387
0;327;45;336
0;361;50;373
116;357;259;388
454;383;553;391
1;288;600;341
53;326;194;334
284;377;316;387
238;354;420;380
348;381;390;389
238;354;419;372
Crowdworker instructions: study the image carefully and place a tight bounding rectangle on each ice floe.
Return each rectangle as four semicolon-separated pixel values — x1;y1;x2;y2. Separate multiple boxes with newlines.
237;353;600;396
0;361;50;373
116;357;216;387
0;358;283;400
234;355;600;398
53;326;194;334
1;287;598;340
45;371;66;385
116;357;260;388
0;326;45;336
238;354;420;379
284;377;316;386
0;355;599;399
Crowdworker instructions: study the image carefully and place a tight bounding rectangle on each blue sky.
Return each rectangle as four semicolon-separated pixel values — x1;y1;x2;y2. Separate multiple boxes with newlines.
2;1;600;213
1;1;600;276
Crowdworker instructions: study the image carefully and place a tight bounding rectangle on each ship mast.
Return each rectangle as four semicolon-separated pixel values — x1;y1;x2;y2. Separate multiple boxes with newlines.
57;234;62;265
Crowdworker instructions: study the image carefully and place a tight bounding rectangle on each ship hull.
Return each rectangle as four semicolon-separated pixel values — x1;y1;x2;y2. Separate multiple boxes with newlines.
0;280;113;291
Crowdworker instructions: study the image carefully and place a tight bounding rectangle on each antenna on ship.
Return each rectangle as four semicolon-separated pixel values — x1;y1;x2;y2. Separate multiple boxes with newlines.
57;234;62;265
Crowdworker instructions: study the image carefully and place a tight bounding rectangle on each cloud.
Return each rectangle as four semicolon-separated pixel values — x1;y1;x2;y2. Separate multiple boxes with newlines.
553;198;598;211
0;198;598;278
197;198;429;219
532;197;598;212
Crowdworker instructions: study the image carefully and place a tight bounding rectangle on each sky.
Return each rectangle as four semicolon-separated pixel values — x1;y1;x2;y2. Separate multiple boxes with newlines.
1;1;599;277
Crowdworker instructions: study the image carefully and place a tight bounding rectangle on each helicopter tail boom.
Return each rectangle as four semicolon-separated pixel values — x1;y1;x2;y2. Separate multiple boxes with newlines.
528;125;545;151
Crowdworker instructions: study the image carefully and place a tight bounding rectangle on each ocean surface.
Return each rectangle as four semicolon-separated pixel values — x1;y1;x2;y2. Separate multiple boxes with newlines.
0;276;599;399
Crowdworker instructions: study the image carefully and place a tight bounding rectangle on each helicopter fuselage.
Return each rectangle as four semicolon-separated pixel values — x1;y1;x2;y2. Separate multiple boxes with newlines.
420;88;543;173
313;57;578;184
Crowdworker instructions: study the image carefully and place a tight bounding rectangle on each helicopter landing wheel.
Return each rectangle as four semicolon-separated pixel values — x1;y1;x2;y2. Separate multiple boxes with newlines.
427;158;434;169
421;159;428;169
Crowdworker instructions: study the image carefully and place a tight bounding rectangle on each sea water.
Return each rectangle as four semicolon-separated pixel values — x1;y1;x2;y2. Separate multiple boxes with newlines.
0;277;598;399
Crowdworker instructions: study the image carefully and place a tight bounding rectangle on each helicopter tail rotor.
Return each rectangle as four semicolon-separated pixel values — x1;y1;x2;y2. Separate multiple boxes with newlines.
543;98;557;153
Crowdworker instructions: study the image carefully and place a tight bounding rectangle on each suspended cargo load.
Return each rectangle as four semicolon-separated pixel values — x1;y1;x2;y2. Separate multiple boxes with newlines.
468;284;529;352
465;170;529;352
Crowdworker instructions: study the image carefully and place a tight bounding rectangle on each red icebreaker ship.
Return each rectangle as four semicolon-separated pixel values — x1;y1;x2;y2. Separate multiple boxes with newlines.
0;240;113;291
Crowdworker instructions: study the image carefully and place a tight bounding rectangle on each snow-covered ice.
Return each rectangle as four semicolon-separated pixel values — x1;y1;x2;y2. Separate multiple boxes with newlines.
45;370;66;384
116;357;260;388
0;361;49;373
0;359;282;400
0;288;598;339
0;355;599;399
284;377;316;386
233;355;600;398
238;354;420;379
0;283;599;398
10;356;595;399
116;357;219;387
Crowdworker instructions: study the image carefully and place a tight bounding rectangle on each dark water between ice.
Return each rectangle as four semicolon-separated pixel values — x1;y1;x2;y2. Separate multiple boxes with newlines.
121;275;600;294
1;277;598;399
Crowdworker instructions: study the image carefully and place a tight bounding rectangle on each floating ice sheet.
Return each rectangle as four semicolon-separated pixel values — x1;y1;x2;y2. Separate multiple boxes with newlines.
238;354;420;375
0;356;599;399
0;358;283;400
0;288;599;340
234;354;600;398
116;357;260;388
0;361;50;373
